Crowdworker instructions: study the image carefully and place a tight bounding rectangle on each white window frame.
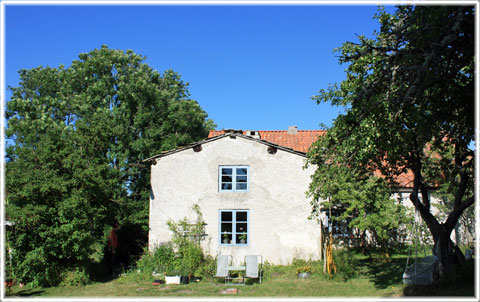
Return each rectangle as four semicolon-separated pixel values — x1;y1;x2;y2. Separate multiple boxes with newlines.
218;166;250;192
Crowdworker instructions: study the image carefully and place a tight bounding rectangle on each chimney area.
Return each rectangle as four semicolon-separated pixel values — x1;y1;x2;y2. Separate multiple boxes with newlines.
223;129;243;135
246;130;261;139
287;126;298;134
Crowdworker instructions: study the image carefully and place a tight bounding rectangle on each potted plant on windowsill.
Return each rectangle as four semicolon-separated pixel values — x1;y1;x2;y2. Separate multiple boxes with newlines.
222;233;230;244
239;233;247;244
296;265;313;279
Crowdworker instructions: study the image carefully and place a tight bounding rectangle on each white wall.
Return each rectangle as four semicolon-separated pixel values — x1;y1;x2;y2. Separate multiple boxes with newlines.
149;136;321;265
393;190;475;246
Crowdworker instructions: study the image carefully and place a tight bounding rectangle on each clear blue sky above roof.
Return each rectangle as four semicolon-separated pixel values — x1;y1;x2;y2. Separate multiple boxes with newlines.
5;4;393;131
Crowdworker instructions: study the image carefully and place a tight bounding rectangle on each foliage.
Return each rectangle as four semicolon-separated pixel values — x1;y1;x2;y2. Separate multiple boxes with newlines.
295;265;313;274
166;204;207;275
135;243;176;277
6;253;474;297
307;162;411;252
133;205;208;278
167;204;207;247
308;5;474;276
194;255;216;279
59;268;90;286
173;241;205;276
5;45;215;286
331;249;358;281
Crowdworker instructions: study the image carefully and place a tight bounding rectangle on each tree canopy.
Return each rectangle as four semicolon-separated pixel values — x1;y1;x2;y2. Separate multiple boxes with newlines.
307;6;474;277
5;45;215;285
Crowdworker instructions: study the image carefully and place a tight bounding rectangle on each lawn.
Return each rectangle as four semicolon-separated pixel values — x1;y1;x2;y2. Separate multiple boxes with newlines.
6;253;475;298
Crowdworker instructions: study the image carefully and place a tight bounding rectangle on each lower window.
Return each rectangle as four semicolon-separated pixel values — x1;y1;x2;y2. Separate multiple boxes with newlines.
219;210;249;245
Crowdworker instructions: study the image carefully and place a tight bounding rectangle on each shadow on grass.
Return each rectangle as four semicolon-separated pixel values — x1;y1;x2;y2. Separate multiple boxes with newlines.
402;258;475;297
402;283;474;297
359;254;475;296
8;289;45;297
359;256;406;289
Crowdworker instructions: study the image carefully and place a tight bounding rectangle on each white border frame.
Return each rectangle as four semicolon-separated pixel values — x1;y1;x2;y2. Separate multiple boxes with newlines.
0;1;478;302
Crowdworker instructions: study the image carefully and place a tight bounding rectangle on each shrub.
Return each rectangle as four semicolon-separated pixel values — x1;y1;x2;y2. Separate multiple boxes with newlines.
175;241;204;275
332;249;358;281
295;265;314;274
291;258;307;266
132;205;208;278
135;243;175;276
194;255;216;279
60;268;90;286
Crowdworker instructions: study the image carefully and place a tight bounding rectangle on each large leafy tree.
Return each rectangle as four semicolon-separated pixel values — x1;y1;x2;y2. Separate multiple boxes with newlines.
5;45;215;285
307;163;411;254
308;6;474;278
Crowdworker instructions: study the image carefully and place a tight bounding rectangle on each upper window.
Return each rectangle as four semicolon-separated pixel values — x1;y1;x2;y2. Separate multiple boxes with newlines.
219;166;249;192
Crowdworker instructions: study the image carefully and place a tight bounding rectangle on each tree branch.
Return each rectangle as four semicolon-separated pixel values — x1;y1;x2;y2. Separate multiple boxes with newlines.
445;196;475;233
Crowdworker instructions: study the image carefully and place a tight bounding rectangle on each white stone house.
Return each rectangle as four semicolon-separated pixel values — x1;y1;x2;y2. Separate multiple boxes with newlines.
144;127;471;265
145;127;325;264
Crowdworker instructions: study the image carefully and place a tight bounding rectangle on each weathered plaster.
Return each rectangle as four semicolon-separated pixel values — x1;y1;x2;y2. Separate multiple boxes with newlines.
149;135;321;264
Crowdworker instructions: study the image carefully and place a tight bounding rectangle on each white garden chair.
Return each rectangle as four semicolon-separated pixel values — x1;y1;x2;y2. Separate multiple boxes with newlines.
245;255;263;284
214;254;232;284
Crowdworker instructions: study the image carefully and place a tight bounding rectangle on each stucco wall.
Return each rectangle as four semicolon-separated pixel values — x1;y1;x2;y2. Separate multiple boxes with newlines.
392;190;474;245
149;135;321;265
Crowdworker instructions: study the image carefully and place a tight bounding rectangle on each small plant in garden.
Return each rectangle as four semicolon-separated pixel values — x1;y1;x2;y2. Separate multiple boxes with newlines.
331;249;358;281
295;265;313;274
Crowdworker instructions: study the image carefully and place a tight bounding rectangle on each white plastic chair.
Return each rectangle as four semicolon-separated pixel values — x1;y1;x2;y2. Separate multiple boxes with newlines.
245;255;263;284
214;254;231;284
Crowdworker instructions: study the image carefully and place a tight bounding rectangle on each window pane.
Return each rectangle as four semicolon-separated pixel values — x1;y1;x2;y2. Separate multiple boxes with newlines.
222;234;233;244
221;212;233;221
236;223;247;232
236;168;248;175
222;175;232;182
221;223;232;233
236;234;247;244
236;212;247;221
222;183;232;190
221;168;232;175
236;175;247;183
236;183;247;190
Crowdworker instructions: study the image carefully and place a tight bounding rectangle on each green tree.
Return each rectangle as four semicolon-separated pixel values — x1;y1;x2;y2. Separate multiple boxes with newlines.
5;45;215;285
308;6;474;278
307;162;411;254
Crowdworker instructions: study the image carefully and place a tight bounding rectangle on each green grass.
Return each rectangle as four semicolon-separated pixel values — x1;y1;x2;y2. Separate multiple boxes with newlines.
6;253;475;298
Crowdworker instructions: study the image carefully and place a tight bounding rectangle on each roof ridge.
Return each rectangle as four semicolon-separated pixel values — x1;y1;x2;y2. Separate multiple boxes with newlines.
258;130;325;132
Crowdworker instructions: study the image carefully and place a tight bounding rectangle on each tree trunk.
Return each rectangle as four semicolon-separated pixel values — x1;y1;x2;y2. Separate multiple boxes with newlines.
431;225;466;281
409;155;472;281
432;232;453;280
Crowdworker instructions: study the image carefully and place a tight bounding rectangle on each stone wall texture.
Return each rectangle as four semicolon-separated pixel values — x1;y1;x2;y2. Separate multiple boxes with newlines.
149;135;321;265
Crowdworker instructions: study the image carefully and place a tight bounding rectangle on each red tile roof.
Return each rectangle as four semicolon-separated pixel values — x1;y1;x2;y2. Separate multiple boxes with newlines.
208;129;415;188
208;130;326;153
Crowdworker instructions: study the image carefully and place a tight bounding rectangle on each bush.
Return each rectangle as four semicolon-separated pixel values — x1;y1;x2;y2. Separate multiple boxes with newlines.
135;243;175;276
291;258;308;267
332;249;358;281
60;268;90;286
295;265;314;274
175;241;204;275
194;255;216;279
129;205;210;279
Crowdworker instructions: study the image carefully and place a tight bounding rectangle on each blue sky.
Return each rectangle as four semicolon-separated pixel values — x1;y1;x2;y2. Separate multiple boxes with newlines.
5;3;393;131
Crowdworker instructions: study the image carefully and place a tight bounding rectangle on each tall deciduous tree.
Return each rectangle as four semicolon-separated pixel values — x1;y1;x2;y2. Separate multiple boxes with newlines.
5;45;215;285
308;6;474;278
307;162;411;254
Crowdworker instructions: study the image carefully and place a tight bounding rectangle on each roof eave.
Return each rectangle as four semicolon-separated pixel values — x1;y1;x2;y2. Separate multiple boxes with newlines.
142;133;307;164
